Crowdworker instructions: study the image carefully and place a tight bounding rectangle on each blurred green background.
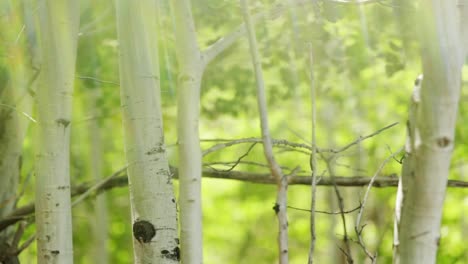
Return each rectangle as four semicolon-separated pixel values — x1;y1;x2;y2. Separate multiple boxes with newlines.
1;0;466;263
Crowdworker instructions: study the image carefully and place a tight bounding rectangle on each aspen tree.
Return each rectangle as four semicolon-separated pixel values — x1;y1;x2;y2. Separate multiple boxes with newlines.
170;1;204;262
34;1;79;263
396;2;463;263
115;0;179;262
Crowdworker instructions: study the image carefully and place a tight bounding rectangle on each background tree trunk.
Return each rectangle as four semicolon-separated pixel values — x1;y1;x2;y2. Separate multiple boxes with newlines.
88;89;108;264
0;0;35;232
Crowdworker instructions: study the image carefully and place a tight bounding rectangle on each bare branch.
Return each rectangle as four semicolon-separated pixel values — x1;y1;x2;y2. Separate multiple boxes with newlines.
288;204;361;215
71;166;127;207
0;103;36;123
354;147;403;263
14;233;35;255
202;137;312;156
77;75;119;86
202;122;399;156
220;143;257;172
308;43;318;264
203;160;292;171
324;156;354;263
332;122;399;154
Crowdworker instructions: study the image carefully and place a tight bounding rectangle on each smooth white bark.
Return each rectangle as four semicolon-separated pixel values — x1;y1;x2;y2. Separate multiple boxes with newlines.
397;2;462;263
115;0;180;263
170;1;204;263
393;75;422;264
35;1;79;263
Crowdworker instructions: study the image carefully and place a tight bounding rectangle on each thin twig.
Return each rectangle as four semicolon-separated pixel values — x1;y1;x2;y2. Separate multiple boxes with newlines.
203;160;291;171
14;234;36;255
0;103;36;123
221;143;257;172
288;204;361;215
308;42;317;264
337;245;354;264
202;137;312;156
324;156;354;263
287;127;310;145
71;166;127;207
202;122;399;156
11;221;26;248
354;147;403;263
333;122;399;154
77;75;119;86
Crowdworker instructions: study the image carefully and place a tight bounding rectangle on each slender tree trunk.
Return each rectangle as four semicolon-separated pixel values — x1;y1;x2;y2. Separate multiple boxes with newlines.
397;2;462;263
240;1;289;263
115;0;180;263
393;74;422;264
34;1;79;263
170;1;204;263
307;44;317;264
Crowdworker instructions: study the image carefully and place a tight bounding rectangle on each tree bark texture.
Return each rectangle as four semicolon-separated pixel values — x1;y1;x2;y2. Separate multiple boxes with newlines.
397;2;462;263
34;1;79;263
115;0;180;263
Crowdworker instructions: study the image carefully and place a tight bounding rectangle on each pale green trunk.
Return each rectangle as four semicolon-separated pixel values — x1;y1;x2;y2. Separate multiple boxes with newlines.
35;1;79;263
115;0;179;263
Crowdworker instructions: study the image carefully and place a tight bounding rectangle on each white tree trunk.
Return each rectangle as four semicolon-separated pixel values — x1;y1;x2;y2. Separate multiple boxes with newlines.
397;2;463;263
393;74;422;264
35;1;79;263
115;0;180;263
170;0;205;263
